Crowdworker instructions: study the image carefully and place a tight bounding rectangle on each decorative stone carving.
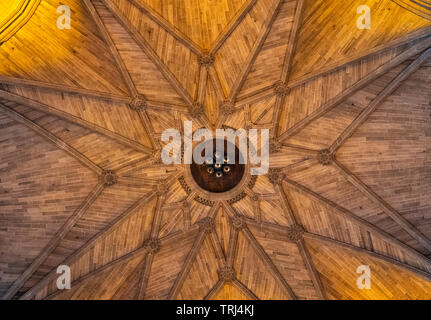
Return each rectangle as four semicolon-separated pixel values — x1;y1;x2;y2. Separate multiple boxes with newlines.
198;217;215;233
231;215;246;231
194;196;215;207
182;201;190;209
129;95;147;112
245;121;253;131
198;53;215;67
100;170;117;187
248;175;257;189
154;181;169;196
151;150;163;165
267;168;285;185
217;265;236;282
286;225;305;242
144;238;161;254
220;101;236;116
178;176;192;195
273;81;290;97
317;149;334;166
269;139;282;153
188;102;204;117
227;192;246;205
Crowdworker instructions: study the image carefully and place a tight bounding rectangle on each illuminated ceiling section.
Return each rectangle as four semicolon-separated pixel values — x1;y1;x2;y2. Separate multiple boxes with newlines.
0;0;41;45
392;0;431;20
289;0;431;81
123;0;251;50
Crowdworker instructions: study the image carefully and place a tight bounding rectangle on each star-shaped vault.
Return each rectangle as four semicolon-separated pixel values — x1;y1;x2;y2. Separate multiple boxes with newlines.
0;0;431;300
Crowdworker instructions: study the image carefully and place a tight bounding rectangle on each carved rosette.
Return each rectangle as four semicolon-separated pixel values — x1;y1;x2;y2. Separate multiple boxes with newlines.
100;170;117;187
317;149;334;166
154;181;169;196
245;121;253;131
198;217;215;234
217;266;236;282
231;215;246;231
267;168;285;185
188;102;204;118
144;238;161;254
198;54;215;67
286;225;305;242
220;101;236;116
182;201;190;210
273;81;290;97
129;95;147;112
270;139;282;153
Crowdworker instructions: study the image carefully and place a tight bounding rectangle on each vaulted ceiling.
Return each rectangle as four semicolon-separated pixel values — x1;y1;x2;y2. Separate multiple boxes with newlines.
0;0;431;300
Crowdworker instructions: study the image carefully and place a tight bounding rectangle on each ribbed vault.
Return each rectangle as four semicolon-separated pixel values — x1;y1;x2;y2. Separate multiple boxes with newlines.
0;0;431;300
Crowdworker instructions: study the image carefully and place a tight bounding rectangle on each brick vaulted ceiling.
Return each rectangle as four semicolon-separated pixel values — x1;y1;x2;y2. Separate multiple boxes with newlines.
0;0;431;300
